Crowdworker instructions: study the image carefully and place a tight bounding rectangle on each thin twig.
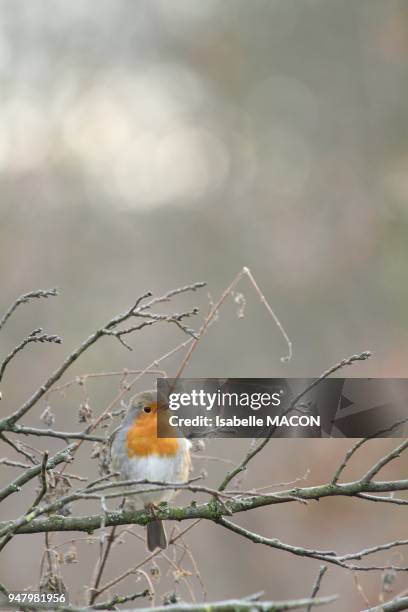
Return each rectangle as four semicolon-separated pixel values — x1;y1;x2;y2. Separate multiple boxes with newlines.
306;566;328;612
0;288;58;332
47;369;166;396
218;350;372;491
0;283;205;431
96;520;202;598
289;351;372;413
9;425;105;443
174;267;292;381
243;267;292;362
361;440;408;483
88;524;119;605
331;417;408;486
91;589;150;609
355;493;408;506
0;443;76;504
217;518;408;572
30;451;49;509
0;458;32;469
0;329;62;383
362;596;408;611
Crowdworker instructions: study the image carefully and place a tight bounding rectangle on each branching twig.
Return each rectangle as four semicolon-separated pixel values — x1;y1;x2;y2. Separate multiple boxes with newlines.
355;493;408;506
0;443;76;503
0;329;62;383
0;450;49;553
218;350;372;491
0;433;36;464
0;283;206;431
0;288;58;332
289;351;371;411
217;518;408;572
361;439;408;483
174;267;292;380
97;520;202;598
331;417;408;485
2;476;408;576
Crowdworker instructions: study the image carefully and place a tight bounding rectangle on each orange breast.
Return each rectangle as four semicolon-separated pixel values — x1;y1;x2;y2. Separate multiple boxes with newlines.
126;412;180;458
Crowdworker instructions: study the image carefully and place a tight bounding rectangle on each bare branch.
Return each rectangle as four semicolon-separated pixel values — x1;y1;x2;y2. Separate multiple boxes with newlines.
97;520;202;597
361;439;408;483
0;288;58;332
218;517;337;563
8;425;105;443
355;493;408;506
362;596;408;611
137;282;206;312
102;308;199;350
174;267;292;380
0;433;36;464
289;350;372;411
29;451;49;509
111;594;338;611
332;417;408;485
91;588;150;609
0;458;32;469
0;443;76;503
0;594;338;611
338;539;408;562
101;320;159;350
217;518;408;572
0;329;62;383
3;475;408;577
307;566;328;612
88;524;120;605
0;282;206;431
218;349;372;491
243;267;292;362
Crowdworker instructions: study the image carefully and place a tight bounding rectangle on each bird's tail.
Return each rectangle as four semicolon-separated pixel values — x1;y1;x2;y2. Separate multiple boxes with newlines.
147;519;167;551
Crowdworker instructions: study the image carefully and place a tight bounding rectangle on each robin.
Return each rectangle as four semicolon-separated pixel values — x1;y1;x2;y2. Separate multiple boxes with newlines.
110;390;191;551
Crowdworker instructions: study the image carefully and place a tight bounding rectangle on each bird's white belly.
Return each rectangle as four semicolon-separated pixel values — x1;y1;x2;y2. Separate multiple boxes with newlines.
122;450;188;508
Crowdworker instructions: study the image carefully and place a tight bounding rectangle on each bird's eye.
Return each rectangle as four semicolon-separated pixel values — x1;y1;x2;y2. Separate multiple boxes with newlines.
143;406;152;414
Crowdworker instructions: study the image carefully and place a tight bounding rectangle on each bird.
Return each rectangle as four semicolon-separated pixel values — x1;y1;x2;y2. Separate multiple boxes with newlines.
110;389;191;551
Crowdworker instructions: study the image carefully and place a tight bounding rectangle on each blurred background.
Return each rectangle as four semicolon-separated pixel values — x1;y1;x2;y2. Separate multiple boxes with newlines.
0;1;407;610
